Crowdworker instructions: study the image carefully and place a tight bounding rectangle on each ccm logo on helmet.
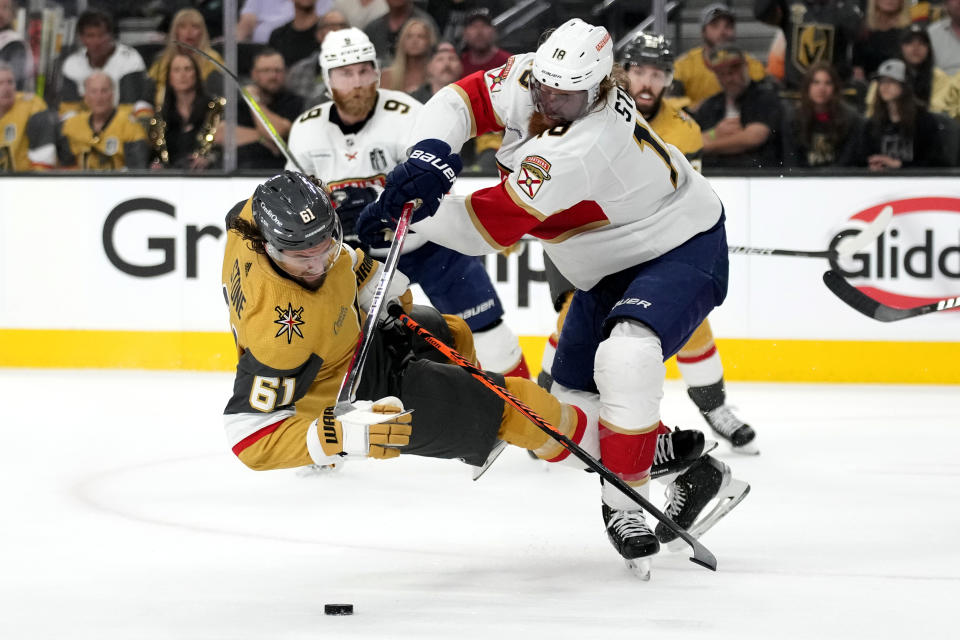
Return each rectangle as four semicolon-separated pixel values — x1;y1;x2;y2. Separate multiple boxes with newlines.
410;150;458;181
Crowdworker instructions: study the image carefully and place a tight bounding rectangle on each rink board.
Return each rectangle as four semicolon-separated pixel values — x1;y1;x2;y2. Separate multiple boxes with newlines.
0;175;958;382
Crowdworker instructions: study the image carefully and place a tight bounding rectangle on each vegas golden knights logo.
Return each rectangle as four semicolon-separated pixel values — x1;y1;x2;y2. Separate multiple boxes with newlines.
790;4;835;74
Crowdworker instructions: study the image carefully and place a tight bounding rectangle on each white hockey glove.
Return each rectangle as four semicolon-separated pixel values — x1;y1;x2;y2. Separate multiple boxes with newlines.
337;396;412;460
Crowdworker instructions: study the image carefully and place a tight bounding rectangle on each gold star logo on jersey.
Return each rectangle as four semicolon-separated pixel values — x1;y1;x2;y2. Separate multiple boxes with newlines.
274;303;306;344
517;155;551;199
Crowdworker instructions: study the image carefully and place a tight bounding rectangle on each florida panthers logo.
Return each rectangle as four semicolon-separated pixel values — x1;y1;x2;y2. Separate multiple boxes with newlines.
274;303;306;343
486;56;515;93
517;155;551;199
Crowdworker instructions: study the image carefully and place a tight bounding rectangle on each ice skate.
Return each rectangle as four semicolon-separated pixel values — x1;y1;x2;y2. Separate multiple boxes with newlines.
650;428;717;481
602;503;659;580
700;405;759;455
654;455;750;549
472;440;508;480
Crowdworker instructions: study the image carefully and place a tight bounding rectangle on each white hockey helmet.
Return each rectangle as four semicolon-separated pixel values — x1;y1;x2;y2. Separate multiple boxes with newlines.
319;27;379;90
532;18;613;115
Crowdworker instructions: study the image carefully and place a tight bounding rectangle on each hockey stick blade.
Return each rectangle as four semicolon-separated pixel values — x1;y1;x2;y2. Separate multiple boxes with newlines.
334;202;415;415
822;270;960;321
391;306;718;572
729;205;894;260
174;41;307;174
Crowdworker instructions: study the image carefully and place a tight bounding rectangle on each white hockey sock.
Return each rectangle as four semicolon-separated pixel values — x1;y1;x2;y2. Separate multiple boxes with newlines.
676;345;724;388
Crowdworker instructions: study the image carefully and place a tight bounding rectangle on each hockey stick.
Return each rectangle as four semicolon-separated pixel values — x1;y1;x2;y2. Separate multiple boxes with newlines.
389;305;718;573
334;202;415;414
728;205;893;259
822;270;960;322
174;41;307;174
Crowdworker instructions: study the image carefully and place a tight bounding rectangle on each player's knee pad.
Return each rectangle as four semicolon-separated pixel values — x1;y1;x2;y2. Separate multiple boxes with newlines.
473;320;524;376
547;383;601;468
594;321;665;430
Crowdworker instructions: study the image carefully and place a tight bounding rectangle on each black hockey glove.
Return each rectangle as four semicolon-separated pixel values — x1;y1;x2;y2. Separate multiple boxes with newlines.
356;139;462;247
331;185;379;247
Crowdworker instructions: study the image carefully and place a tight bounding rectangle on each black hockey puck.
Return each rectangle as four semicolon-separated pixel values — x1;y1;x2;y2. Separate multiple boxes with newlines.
324;603;354;616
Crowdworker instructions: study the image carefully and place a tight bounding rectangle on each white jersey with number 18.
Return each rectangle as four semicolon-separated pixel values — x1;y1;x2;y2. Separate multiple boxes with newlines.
407;52;723;291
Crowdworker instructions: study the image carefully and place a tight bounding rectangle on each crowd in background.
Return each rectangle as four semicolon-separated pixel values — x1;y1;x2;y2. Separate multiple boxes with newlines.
3;0;960;173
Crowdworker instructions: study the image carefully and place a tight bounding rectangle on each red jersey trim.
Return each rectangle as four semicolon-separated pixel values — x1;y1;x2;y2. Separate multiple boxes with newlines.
452;71;505;137
232;419;285;456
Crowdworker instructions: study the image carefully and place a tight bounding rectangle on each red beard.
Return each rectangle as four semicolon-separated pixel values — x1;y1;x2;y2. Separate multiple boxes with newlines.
332;84;378;119
527;110;561;138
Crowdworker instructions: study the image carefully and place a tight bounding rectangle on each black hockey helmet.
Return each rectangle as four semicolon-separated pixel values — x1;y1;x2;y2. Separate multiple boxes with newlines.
619;33;674;75
252;171;340;252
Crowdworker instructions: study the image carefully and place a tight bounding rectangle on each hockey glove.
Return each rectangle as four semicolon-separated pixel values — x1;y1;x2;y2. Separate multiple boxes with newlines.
331;185;380;247
356;139;462;246
336;396;412;459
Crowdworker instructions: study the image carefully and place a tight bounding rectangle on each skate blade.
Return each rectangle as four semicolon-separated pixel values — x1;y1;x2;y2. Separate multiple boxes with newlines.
625;557;651;581
654;439;721;485
731;441;760;456
296;463;343;477
667;477;751;552
472;440;508;481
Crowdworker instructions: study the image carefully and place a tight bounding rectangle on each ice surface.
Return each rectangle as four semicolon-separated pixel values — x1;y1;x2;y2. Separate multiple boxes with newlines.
1;369;957;639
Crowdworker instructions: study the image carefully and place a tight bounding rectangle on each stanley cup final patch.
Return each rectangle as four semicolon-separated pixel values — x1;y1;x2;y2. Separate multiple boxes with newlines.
517;155;551;199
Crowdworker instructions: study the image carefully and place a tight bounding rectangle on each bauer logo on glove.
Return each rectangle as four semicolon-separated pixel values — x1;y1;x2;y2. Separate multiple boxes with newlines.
355;139;462;248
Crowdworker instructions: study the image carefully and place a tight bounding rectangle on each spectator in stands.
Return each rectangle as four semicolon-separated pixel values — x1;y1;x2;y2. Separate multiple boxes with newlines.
148;53;223;171
147;8;224;109
458;8;511;78
286;9;349;108
754;0;863;91
428;0;505;45
0;62;55;171
56;10;153;120
853;0;912;80
865;24;959;116
237;0;332;44
672;3;767;111
363;0;438;65
223;49;303;169
269;0;323;67
782;61;864;167
928;0;960;75
0;0;32;91
334;0;387;31
695;45;783;169
410;40;461;102
380;17;437;93
57;71;148;170
862;58;949;169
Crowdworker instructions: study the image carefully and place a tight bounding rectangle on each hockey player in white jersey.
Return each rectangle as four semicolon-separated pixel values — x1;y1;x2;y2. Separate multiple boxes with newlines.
357;19;749;576
286;28;530;380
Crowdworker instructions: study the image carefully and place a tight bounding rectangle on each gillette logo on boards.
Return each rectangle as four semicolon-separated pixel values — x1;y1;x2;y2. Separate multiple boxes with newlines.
828;197;960;311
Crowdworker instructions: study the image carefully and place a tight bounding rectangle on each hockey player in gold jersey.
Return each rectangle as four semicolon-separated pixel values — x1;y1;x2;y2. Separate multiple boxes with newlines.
0;62;56;172
221;171;592;473
58;72;148;170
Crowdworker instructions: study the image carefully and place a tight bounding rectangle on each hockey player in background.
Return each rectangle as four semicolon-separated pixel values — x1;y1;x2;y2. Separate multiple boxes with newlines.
539;33;759;457
285;28;531;380
356;19;749;574
221;170;727;578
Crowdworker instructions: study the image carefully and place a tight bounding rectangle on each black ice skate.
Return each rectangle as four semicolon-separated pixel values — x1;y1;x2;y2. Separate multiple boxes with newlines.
701;405;759;454
655;455;750;548
650;428;716;481
687;381;759;455
602;503;660;580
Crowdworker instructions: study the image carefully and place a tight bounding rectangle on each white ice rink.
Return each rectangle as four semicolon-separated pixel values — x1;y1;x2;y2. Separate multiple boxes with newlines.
2;368;958;639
